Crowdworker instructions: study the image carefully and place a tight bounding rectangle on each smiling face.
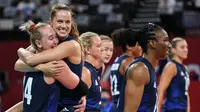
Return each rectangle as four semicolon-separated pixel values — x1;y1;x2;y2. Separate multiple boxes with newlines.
172;39;188;60
37;25;58;51
154;29;171;59
50;10;72;40
101;40;114;63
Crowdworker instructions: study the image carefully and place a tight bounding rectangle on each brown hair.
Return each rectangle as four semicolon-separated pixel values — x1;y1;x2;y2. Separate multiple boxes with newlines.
19;20;49;51
50;3;84;60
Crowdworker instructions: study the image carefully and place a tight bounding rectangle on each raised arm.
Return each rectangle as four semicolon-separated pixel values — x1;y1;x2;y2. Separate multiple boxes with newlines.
158;62;176;112
124;62;149;112
18;40;81;66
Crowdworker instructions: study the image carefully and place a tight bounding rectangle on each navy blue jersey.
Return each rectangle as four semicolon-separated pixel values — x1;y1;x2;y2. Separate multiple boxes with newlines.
58;36;83;110
23;72;60;112
163;60;190;112
117;57;158;112
110;55;128;104
84;61;102;111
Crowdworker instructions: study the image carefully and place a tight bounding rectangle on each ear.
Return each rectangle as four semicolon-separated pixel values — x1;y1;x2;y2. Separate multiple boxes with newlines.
171;47;176;54
85;47;91;55
126;45;131;51
49;19;53;26
149;40;156;49
35;40;42;49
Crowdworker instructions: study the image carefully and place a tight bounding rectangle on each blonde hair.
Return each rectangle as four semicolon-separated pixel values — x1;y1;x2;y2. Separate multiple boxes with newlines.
19;20;49;50
80;32;99;56
99;35;112;42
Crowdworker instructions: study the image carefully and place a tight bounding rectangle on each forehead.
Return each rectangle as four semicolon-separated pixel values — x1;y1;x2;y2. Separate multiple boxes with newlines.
92;36;101;43
54;10;72;20
156;29;168;40
102;40;113;46
176;40;187;46
39;26;55;37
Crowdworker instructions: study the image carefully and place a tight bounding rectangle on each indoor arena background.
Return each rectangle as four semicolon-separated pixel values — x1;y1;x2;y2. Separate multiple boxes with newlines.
0;0;200;111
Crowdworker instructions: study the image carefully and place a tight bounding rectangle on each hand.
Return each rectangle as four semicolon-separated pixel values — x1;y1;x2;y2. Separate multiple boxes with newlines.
17;48;32;61
25;45;36;54
73;96;86;112
36;61;64;76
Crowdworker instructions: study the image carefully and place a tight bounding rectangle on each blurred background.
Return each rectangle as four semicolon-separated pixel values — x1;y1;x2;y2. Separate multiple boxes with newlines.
0;0;200;111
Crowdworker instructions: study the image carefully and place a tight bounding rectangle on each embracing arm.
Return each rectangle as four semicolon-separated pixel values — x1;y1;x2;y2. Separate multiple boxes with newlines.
5;101;23;112
18;40;80;66
124;62;149;112
14;59;39;72
158;62;176;112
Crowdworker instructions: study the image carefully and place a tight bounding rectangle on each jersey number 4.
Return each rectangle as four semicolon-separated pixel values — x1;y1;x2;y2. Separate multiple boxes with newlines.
24;77;33;105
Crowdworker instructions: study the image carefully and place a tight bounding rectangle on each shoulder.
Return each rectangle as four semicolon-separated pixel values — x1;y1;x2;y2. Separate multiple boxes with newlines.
127;62;149;85
82;66;91;77
164;61;177;72
59;40;81;50
162;61;177;77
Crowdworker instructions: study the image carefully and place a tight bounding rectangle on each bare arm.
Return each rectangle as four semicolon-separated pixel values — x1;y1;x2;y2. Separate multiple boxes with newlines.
53;60;79;89
18;40;81;66
187;94;190;112
5;101;23;112
14;59;39;72
124;62;149;112
81;67;92;88
158;62;176;112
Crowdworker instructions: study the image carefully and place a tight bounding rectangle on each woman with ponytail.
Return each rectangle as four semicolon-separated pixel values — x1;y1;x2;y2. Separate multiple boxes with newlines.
158;37;190;112
15;4;88;112
7;20;86;112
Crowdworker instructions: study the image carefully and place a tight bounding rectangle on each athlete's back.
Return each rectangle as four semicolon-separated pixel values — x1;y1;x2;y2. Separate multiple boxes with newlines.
163;60;190;111
117;57;158;112
23;72;59;112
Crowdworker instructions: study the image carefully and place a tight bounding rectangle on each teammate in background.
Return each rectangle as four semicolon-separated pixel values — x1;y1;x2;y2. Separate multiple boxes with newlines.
99;35;114;65
7;20;84;112
109;28;142;112
16;4;87;112
158;37;190;112
80;32;102;111
117;23;171;112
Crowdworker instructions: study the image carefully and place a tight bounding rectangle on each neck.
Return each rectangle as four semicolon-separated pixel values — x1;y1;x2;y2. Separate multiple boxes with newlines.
96;60;104;69
124;51;135;59
143;51;159;69
85;55;101;69
172;56;183;64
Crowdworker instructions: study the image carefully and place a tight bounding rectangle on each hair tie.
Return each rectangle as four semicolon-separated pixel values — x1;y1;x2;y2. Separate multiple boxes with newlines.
29;24;36;32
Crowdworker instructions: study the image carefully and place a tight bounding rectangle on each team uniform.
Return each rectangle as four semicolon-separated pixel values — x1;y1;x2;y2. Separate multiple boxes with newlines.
23;71;60;112
84;61;102;112
162;60;190;112
117;57;158;112
109;55;128;111
57;36;83;112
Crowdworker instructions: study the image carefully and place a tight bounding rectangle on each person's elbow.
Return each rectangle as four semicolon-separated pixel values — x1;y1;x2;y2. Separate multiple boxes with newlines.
74;79;89;97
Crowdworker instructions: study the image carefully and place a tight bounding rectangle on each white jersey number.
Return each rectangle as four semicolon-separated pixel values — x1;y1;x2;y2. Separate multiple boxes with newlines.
24;77;33;105
110;75;120;95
